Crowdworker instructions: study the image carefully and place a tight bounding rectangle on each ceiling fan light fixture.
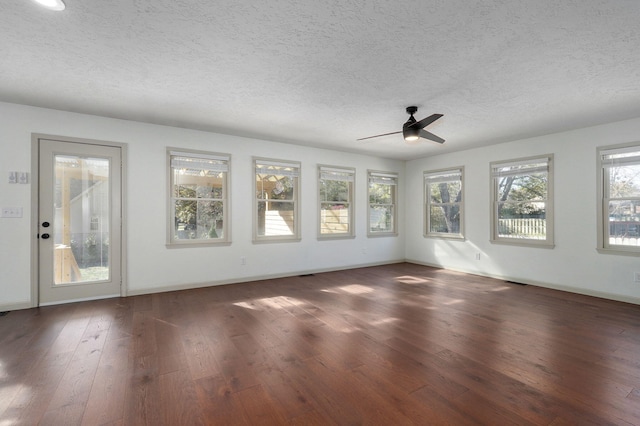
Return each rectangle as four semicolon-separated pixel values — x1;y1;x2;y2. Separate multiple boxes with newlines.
403;126;420;142
32;0;66;11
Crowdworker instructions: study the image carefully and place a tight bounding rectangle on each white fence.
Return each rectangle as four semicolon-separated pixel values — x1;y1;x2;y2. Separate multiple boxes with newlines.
498;218;546;239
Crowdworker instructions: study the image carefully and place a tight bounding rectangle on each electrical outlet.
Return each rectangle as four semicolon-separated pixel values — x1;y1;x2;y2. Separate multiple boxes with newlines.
475;252;481;260
240;256;247;266
634;272;640;283
362;247;367;255
1;207;23;218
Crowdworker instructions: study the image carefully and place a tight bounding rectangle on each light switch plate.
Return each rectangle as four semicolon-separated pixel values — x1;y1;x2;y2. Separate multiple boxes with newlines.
1;207;23;218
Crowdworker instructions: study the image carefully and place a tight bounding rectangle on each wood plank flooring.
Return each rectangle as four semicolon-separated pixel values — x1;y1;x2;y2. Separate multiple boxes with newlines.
1;263;639;425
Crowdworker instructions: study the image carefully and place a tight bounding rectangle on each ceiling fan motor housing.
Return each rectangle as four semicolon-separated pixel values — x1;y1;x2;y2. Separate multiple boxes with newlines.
406;106;418;115
403;110;420;140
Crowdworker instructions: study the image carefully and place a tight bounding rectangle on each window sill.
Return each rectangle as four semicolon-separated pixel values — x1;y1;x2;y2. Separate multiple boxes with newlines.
490;239;554;249
252;237;301;244
318;235;356;241
597;247;640;257
367;232;398;238
424;233;465;241
166;241;231;248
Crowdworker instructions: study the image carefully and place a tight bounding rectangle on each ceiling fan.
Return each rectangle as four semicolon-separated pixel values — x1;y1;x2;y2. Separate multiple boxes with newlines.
358;106;444;144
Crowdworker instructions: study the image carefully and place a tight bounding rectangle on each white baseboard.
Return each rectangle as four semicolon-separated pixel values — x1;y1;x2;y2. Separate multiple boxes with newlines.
127;259;406;297
405;258;640;306
0;301;33;312
9;258;635;309
38;294;121;307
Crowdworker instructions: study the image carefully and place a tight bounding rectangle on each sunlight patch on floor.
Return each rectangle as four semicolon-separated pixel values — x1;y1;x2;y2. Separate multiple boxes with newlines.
443;299;465;305
233;301;259;310
369;317;399;326
337;325;360;333
257;297;286;309
395;275;429;284
338;284;374;294
490;286;512;292
282;297;306;306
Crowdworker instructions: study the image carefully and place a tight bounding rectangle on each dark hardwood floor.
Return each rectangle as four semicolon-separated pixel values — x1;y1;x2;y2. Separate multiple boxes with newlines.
1;263;639;425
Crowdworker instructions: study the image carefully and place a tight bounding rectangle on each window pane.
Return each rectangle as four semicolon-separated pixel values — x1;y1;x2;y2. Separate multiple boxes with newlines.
174;181;196;198
258;200;295;236
498;201;546;218
497;202;546;239
174;200;223;240
257;175;296;201
320;180;349;202
369;183;392;204
320;203;350;234
497;173;547;202
370;205;393;232
607;200;640;246
430;181;461;203
608;164;640;198
430;205;461;234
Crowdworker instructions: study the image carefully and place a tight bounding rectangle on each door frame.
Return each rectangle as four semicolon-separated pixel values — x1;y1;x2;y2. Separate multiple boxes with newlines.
30;133;128;307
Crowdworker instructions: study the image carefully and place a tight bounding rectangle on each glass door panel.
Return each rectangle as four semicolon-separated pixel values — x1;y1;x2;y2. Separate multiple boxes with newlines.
53;155;110;285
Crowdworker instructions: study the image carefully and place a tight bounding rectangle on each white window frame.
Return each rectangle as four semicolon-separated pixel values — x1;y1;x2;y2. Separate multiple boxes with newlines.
253;157;301;243
490;154;554;247
167;148;230;246
597;142;640;256
424;167;464;239
318;165;355;239
367;170;398;236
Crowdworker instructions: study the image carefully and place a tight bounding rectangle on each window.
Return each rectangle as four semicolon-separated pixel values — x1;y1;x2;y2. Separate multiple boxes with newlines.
90;216;100;231
168;149;230;245
318;165;355;238
368;170;398;235
254;158;300;242
424;167;464;239
490;155;553;246
597;143;640;254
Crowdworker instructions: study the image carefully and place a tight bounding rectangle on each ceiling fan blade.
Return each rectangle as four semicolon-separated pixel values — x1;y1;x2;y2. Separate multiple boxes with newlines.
410;113;443;130
357;130;402;141
420;130;445;144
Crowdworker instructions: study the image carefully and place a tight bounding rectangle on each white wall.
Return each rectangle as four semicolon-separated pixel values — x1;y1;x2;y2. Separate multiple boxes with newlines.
406;117;640;304
0;102;406;310
2;101;639;309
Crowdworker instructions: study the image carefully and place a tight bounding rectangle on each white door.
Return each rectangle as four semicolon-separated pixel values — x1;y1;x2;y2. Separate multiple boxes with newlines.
38;138;122;305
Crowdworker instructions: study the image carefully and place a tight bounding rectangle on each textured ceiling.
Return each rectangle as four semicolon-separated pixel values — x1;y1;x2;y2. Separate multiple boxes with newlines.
2;1;640;160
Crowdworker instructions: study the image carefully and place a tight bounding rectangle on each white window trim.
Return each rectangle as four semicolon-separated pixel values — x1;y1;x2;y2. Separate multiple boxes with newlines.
253;157;301;243
490;154;554;248
318;165;355;240
167;148;231;247
367;170;398;237
596;142;640;256
424;166;465;240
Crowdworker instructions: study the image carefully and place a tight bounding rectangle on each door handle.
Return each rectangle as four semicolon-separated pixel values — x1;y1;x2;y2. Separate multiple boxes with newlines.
41;233;50;239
